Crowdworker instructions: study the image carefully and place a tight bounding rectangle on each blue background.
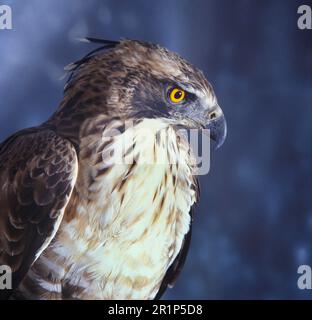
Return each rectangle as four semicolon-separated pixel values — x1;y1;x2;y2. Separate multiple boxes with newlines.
0;0;311;299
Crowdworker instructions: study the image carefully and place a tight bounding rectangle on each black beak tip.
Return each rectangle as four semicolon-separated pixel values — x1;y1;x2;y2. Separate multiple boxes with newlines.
208;115;227;150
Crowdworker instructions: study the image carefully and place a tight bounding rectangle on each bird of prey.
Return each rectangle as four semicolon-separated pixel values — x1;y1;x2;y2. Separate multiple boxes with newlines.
0;38;226;300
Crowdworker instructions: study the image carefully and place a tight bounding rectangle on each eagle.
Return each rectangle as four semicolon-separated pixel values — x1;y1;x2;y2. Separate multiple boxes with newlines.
0;38;226;300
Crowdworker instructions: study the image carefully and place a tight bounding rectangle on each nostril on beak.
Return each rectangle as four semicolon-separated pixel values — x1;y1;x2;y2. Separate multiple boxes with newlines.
208;111;217;120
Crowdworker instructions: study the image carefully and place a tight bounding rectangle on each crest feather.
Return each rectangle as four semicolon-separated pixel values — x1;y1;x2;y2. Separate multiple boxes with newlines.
64;37;120;91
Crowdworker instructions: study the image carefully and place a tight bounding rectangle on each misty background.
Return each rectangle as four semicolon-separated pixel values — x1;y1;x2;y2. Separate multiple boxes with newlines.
0;0;311;299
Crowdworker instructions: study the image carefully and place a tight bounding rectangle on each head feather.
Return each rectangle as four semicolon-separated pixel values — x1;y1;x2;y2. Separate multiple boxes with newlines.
64;37;120;91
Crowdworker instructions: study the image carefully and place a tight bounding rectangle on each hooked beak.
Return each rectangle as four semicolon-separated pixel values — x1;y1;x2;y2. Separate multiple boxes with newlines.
205;113;227;150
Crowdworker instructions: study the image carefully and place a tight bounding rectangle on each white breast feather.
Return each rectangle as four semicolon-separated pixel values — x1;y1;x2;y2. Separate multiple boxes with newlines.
52;118;197;299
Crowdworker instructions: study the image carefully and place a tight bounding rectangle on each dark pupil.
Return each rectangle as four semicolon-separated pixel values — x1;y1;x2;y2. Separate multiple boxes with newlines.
174;91;182;99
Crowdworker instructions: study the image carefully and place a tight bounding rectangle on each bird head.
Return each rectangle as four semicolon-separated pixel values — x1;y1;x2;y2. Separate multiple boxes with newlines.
62;38;227;149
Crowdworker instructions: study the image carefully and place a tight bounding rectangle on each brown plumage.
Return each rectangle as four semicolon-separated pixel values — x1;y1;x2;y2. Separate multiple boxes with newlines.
0;38;226;300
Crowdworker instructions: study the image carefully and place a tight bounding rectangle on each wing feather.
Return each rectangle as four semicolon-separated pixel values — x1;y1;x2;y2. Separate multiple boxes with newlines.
0;128;78;298
155;196;197;300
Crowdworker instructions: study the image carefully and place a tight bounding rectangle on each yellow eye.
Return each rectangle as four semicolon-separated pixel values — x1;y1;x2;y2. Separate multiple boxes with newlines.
169;88;186;104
